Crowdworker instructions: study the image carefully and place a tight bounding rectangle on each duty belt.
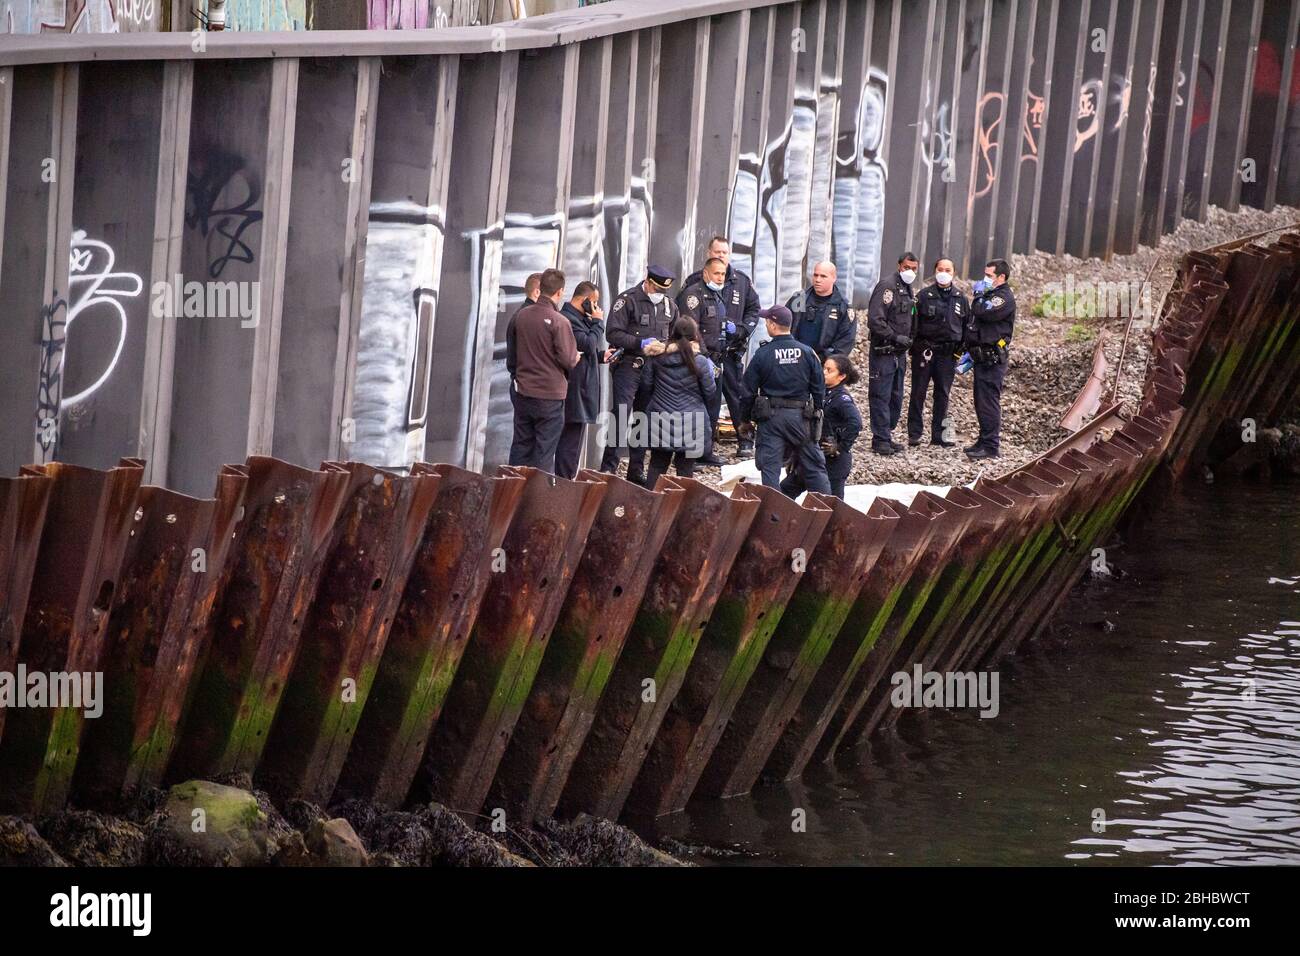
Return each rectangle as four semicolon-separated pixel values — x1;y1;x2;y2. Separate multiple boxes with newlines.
769;397;809;409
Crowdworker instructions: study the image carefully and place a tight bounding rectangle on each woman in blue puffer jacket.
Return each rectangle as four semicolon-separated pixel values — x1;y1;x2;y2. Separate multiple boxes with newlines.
637;316;717;488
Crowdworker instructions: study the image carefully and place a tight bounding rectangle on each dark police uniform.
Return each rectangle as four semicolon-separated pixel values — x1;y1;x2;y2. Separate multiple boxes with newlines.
741;333;831;495
907;282;968;445
866;271;916;448
676;280;729;459
964;282;1016;456
601;277;677;480
786;284;857;360
780;381;861;500
682;264;762;450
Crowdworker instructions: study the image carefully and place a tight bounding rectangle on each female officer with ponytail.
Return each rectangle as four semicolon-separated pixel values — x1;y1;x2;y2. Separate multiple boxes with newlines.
780;354;862;500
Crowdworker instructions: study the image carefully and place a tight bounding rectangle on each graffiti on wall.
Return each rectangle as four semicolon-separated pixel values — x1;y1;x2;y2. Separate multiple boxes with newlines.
221;0;308;31
35;230;144;462
2;0;162;32
829;66;888;304
185;150;264;280
352;200;447;469
368;0;428;30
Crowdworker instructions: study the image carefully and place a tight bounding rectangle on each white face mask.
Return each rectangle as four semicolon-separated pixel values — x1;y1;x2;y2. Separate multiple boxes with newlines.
935;271;953;286
900;268;917;285
648;292;665;305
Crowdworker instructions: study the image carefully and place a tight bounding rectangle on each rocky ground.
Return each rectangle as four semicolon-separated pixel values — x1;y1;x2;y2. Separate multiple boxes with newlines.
651;203;1298;491
0;776;686;867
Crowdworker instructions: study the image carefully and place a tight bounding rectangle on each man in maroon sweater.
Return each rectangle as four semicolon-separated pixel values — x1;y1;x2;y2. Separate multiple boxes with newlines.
508;268;580;471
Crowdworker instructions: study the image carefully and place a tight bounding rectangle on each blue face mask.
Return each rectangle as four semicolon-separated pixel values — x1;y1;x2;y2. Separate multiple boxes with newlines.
705;280;724;292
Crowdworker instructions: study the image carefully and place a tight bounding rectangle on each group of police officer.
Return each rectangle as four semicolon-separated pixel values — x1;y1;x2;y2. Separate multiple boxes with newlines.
866;252;1016;462
593;237;1017;497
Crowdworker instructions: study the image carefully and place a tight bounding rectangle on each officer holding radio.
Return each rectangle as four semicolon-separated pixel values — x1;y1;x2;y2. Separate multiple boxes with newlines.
740;305;831;496
964;258;1016;460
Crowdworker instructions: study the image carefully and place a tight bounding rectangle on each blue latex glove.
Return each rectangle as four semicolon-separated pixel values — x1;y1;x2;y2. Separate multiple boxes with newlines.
972;279;989;295
640;337;656;350
724;321;736;335
957;351;974;374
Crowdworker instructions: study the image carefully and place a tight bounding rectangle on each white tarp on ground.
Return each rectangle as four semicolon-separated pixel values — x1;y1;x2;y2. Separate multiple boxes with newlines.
717;459;956;510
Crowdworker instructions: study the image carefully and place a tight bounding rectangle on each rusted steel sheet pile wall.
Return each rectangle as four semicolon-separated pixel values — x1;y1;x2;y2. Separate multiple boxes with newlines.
3;0;1299;490
1;235;1296;821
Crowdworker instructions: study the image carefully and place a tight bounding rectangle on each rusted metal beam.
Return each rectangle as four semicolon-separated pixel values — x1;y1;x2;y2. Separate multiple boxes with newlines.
489;471;687;822
419;466;606;819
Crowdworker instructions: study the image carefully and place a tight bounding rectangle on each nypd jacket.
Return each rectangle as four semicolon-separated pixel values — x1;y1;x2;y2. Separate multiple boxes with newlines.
606;284;677;357
966;283;1016;347
676;281;728;358
740;333;826;421
867;272;916;351
824;383;863;452
914;283;969;351
682;264;761;345
787;285;856;359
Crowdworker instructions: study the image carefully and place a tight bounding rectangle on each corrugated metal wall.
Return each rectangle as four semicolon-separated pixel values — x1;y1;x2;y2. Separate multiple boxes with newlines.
1;0;1296;487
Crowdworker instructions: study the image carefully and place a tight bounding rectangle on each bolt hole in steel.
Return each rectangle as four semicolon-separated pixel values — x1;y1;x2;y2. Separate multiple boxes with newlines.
93;580;114;612
452;592;461;601
166;513;177;524
371;578;383;591
614;505;625;518
274;492;286;504
134;507;144;521
539;577;549;590
769;513;780;522
612;586;624;597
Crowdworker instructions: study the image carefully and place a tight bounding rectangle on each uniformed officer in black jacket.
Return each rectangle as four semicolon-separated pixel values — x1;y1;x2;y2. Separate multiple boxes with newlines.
600;265;678;484
964;258;1016;460
741;305;831;495
677;256;731;466
866;252;919;455
907;257;968;448
786;260;857;360
682;236;762;456
780;354;862;500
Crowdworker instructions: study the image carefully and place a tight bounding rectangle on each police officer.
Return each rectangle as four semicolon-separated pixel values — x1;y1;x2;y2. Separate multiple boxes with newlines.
786;260;857;361
601;265;678;484
866;252;919;455
677;256;731;466
682;236;762;457
907;257;967;448
741;305;831;496
964;258;1016;460
780;354;862;500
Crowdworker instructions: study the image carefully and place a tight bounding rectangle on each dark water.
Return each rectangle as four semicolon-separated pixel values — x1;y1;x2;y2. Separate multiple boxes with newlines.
649;481;1300;866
